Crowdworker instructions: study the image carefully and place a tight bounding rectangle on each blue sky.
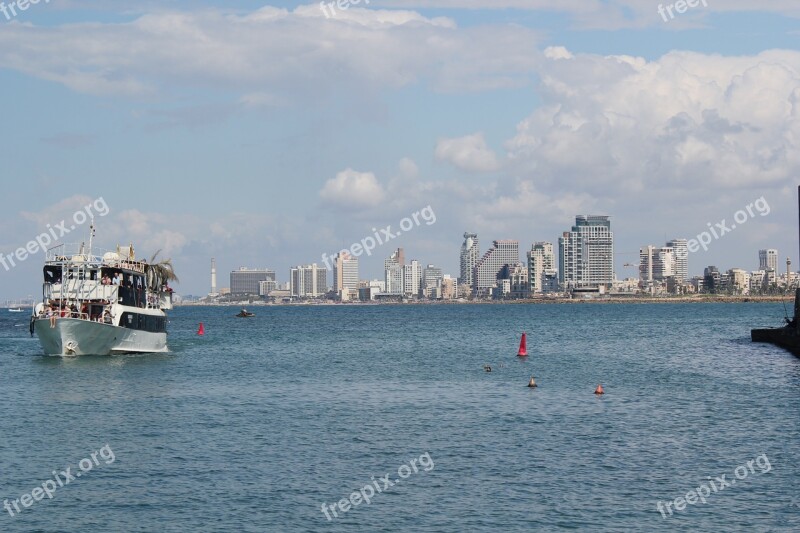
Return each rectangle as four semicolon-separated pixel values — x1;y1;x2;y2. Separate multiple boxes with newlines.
1;0;800;299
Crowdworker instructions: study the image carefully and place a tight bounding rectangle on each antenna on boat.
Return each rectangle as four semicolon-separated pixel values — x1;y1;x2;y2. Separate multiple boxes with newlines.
88;217;95;256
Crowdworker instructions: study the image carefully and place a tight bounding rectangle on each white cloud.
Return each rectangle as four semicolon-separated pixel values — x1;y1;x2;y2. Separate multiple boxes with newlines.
0;4;540;98
319;169;387;208
435;133;500;173
504;48;800;198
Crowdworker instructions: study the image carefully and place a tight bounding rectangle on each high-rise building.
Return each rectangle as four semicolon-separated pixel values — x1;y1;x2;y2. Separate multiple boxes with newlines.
703;266;720;293
384;248;405;295
230;267;276;296
473;240;520;295
527;242;556;294
333;251;359;299
422;264;443;298
759;249;778;272
210;258;218;297
290;264;328;298
639;246;675;283
558;216;614;289
403;260;422;298
460;233;479;287
666;239;688;280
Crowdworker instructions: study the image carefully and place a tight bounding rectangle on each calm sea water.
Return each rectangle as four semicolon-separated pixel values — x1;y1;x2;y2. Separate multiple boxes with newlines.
1;303;799;532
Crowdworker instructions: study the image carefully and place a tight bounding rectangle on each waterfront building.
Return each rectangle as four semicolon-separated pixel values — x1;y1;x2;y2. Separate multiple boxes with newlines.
333;252;359;301
703;266;720;293
527;242;557;294
558;216;614;289
459;233;479;287
404;260;422;298
441;275;458;300
290;264;328;298
666;239;688;280
384;248;404;295
727;268;748;294
422;264;443;298
759;249;778;272
473;240;519;296
231;267;276;296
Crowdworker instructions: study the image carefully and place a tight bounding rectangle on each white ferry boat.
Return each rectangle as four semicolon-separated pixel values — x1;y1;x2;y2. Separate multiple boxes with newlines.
30;228;176;356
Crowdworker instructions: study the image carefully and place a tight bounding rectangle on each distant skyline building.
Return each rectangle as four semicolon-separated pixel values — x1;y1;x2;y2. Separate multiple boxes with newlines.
759;249;778;272
639;245;675;286
333;251;359;299
460;233;479;287
404;260;422;298
558;215;614;289
210;258;218;296
290;264;328;298
422;264;443;298
384;248;405;295
230;267;276;296
473;240;520;295
527;242;557;294
667;239;688;281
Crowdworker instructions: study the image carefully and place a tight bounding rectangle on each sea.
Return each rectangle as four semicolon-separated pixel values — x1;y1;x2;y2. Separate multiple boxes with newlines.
0;303;798;532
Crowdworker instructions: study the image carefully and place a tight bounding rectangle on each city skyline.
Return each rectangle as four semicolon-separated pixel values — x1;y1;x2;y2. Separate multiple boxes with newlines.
0;2;798;299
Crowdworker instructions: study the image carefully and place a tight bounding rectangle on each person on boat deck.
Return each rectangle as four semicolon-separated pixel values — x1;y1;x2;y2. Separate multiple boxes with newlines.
103;309;112;324
113;273;121;285
47;305;56;328
70;304;79;318
102;274;111;285
80;303;88;319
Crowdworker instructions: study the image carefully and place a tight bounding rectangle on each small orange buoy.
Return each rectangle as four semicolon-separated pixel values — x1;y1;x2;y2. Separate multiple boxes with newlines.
517;332;528;357
197;323;205;336
594;384;604;395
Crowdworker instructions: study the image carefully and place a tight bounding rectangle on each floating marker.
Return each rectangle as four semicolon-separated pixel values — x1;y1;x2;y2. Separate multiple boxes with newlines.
484;364;492;373
197;323;205;336
527;376;537;388
594;384;604;395
517;332;528;357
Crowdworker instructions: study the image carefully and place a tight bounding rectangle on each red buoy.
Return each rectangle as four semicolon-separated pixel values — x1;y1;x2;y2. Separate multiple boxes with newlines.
517;332;528;357
594;384;604;395
197;323;205;336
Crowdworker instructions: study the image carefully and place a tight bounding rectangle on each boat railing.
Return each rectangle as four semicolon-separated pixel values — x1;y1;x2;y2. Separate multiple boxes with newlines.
50;282;118;302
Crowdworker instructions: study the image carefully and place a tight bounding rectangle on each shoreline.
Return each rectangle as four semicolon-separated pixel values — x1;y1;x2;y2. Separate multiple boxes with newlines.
175;295;794;306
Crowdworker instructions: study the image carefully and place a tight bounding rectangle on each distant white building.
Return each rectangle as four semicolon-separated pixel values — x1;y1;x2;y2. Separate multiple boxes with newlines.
559;216;614;289
384;248;404;295
404;260;422;298
759;249;778;272
333;252;359;301
290;264;328;298
667;239;688;280
527;242;557;294
459;233;479;287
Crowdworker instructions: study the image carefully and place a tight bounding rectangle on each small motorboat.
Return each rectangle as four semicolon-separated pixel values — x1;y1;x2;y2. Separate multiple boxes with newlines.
236;309;255;318
8;308;23;313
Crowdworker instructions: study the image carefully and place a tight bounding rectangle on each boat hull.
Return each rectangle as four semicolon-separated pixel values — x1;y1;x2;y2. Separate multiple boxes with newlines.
34;318;168;356
751;326;800;358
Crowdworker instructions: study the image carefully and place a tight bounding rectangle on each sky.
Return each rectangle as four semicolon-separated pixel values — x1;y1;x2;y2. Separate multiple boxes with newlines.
1;0;800;299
